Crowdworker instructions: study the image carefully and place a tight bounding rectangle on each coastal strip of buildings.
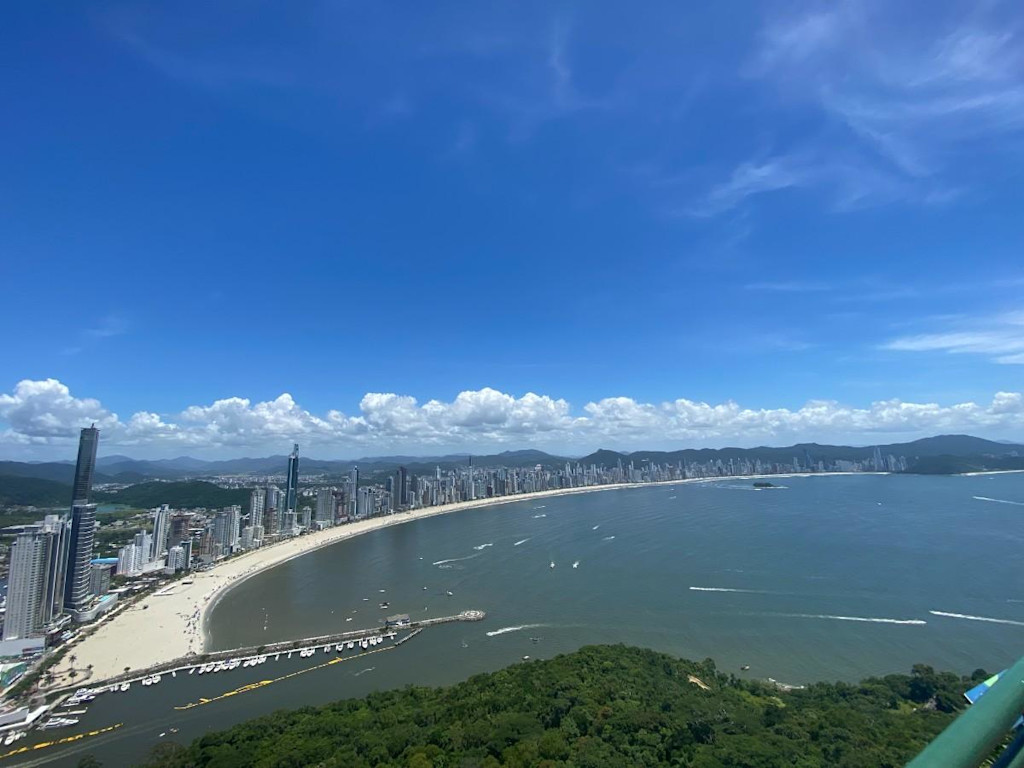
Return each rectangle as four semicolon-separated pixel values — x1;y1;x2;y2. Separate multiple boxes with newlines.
0;432;906;669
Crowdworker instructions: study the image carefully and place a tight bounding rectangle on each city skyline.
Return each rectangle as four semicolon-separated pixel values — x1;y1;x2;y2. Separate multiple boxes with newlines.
3;1;1024;451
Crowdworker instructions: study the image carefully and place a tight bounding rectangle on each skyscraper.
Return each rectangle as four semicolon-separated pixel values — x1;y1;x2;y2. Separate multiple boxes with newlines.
398;466;409;508
284;444;299;524
71;425;99;504
64;426;100;614
350;467;359;516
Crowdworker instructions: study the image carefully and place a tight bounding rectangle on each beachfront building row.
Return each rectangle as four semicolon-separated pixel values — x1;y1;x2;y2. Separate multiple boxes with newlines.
1;427;117;656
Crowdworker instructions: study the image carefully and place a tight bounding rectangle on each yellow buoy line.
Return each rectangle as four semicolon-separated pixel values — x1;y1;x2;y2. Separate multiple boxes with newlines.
0;723;123;762
174;644;395;711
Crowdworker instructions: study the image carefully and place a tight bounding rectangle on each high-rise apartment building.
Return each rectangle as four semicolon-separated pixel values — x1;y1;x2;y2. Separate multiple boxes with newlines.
39;514;69;626
63;501;97;613
151;506;170;562
265;485;280;536
89;563;112;596
4;528;49;640
315;488;334;525
168;513;191;548
250;488;266;531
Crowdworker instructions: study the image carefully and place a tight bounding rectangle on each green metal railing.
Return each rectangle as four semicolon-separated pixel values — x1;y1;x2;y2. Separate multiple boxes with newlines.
908;656;1024;768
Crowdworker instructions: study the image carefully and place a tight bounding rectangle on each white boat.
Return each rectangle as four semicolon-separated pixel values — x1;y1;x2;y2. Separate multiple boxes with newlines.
572;561;579;569
550;561;555;569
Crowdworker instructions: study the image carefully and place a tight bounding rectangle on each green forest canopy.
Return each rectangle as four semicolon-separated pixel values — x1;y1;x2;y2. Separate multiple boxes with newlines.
135;644;983;768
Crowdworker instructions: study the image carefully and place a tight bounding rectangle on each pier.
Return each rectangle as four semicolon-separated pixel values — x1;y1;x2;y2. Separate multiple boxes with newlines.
59;609;486;694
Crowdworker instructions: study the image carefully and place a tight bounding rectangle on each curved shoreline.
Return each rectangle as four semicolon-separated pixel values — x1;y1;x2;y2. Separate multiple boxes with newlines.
57;472;880;683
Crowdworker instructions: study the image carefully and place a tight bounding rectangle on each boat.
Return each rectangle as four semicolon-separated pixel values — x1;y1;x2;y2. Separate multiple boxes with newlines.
741;665;750;671
379;602;389;609
522;656;530;661
39;717;79;730
549;561;555;569
446;590;453;596
572;561;579;569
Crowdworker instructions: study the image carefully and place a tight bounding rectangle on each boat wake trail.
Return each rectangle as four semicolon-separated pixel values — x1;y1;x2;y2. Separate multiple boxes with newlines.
689;586;763;593
532;514;547;519
513;538;530;546
473;543;494;551
486;624;546;637
973;496;1024;507
930;611;1024;627
432;553;483;566
353;667;375;677
774;613;926;625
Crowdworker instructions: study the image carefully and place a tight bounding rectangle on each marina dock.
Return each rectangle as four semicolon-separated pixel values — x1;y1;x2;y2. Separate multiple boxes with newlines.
54;609;486;695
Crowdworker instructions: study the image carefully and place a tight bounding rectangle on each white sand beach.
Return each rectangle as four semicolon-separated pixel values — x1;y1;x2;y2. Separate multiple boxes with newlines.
53;472;874;683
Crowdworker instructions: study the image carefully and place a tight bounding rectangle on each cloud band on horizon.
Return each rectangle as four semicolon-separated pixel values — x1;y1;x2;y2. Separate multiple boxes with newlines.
0;379;1021;459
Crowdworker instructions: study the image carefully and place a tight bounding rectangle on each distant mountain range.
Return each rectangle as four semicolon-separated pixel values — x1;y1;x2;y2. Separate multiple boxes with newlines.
0;435;1021;510
576;434;1024;470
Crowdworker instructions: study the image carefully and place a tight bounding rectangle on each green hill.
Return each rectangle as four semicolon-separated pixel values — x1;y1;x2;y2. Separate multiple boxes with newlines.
94;481;249;512
136;645;974;768
0;475;72;508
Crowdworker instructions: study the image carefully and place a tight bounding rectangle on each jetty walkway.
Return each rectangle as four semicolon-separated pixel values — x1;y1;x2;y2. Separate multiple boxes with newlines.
60;609;485;694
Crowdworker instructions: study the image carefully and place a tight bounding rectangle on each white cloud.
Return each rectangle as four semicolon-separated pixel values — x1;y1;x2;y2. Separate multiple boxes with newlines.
2;379;1023;458
883;311;1024;364
697;3;1024;214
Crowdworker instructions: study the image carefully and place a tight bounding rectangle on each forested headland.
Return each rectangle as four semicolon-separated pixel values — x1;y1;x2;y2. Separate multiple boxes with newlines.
129;644;981;767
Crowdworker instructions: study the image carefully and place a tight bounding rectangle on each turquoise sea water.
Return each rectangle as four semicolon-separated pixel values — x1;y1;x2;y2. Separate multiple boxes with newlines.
16;473;1024;766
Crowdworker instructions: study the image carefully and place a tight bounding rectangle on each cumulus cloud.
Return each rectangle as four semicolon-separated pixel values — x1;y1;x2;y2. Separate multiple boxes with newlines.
2;379;1024;458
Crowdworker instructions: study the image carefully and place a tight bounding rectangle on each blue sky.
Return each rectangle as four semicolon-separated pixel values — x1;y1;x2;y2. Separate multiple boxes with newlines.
2;0;1024;458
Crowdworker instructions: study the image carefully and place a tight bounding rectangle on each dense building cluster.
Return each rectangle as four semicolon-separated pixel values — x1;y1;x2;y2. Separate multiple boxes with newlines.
2;427;113;655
